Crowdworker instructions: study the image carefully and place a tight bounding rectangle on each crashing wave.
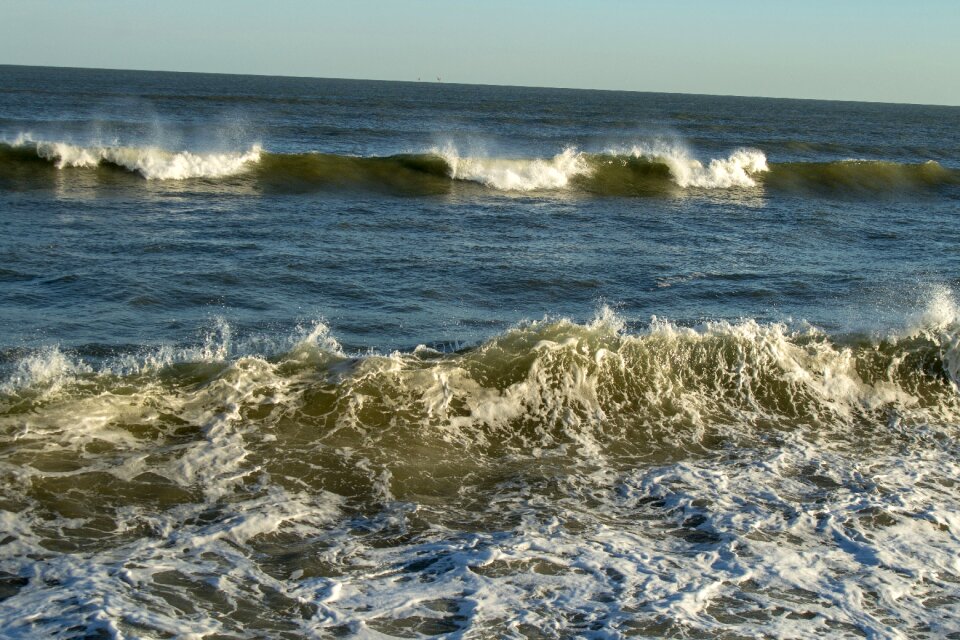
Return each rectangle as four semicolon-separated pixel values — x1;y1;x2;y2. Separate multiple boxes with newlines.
2;135;957;195
3;299;960;638
5;134;261;179
437;145;593;191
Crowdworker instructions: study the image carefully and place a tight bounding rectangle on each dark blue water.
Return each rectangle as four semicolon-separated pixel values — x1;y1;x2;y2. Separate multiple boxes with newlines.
2;65;959;355
2;65;960;639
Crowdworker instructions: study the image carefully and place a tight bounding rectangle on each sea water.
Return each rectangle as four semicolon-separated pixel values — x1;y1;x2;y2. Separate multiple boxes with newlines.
1;65;960;638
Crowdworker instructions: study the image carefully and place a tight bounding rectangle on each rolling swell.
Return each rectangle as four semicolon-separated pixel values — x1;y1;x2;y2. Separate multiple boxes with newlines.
765;158;960;194
253;150;452;194
2;137;958;196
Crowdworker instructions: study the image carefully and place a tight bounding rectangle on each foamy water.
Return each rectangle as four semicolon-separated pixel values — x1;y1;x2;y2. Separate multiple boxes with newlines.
2;301;960;637
621;143;770;188
438;145;593;190
2;66;960;638
5;133;954;198
8;134;262;179
437;143;770;191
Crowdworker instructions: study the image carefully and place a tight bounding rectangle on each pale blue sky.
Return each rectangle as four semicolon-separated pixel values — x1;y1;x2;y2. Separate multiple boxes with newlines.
1;0;957;105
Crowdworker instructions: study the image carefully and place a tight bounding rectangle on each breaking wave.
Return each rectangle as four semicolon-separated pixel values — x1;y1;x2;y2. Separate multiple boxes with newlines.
2;298;960;637
2;136;958;196
4;299;960;449
2;134;261;180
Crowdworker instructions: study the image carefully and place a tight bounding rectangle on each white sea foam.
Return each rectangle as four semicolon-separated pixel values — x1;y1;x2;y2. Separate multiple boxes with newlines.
904;285;960;386
619;142;769;188
285;443;960;638
2;309;960;637
435;142;768;191
905;284;960;334
0;345;92;396
9;134;261;180
437;145;592;191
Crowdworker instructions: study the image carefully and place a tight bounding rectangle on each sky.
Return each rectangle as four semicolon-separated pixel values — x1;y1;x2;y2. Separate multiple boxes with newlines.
0;0;958;105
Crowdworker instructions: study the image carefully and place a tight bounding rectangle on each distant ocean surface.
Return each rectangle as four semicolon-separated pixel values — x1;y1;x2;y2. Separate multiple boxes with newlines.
2;65;960;638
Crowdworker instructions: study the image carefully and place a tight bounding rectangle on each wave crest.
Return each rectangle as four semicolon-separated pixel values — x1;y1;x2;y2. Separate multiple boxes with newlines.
2;135;957;196
618;144;769;188
436;144;768;192
4;305;958;453
438;146;592;191
8;135;261;179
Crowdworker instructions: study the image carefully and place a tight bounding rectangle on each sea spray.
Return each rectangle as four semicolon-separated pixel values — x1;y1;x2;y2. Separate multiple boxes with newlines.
7;134;262;179
613;142;769;187
437;145;593;191
3;67;960;638
2;307;960;637
3;136;957;195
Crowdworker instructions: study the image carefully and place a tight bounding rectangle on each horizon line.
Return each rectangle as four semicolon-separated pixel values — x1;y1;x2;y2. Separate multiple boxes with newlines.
2;63;957;110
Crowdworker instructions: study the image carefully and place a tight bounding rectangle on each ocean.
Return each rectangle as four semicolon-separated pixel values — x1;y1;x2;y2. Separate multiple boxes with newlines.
1;64;960;638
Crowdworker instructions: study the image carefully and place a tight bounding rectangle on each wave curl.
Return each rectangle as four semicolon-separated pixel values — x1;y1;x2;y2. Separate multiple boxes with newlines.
2;136;957;196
